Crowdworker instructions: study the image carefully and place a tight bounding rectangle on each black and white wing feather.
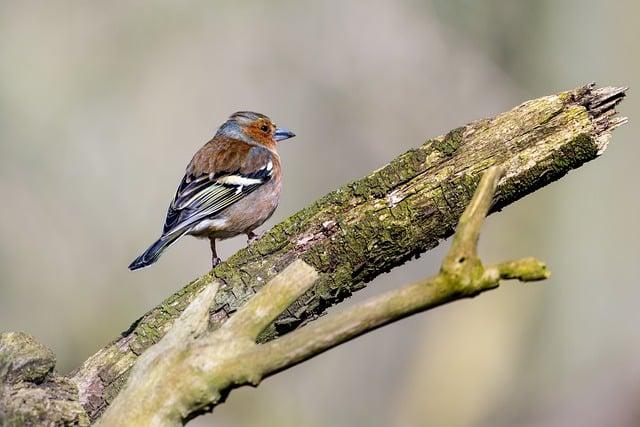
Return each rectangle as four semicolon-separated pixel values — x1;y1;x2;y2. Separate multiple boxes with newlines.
128;143;274;271
162;148;274;238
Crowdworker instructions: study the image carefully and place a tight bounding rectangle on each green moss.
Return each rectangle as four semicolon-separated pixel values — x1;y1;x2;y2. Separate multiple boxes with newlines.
431;127;465;157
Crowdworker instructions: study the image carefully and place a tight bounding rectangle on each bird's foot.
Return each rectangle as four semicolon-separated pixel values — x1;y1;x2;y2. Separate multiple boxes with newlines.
246;231;262;245
212;257;222;268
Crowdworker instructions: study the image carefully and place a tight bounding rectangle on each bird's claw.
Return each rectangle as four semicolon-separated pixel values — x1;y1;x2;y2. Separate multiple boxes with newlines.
247;231;261;245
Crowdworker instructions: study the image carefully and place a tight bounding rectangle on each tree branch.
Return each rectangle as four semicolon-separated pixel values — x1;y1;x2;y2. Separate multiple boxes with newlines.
74;84;627;420
0;84;627;425
95;167;549;426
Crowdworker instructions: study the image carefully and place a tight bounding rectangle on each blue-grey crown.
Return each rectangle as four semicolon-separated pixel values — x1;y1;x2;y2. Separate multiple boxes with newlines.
229;111;270;122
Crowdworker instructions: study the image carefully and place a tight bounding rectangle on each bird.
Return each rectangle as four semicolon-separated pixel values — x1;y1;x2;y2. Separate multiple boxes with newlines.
128;111;295;270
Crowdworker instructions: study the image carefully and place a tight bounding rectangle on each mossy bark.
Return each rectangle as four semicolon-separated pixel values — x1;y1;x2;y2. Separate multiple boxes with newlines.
0;332;90;426
50;84;626;421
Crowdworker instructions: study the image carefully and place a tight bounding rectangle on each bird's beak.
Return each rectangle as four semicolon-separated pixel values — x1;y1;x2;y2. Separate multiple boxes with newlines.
274;127;296;142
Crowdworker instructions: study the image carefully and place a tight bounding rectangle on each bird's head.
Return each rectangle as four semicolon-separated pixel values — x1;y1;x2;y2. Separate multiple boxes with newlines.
217;111;295;148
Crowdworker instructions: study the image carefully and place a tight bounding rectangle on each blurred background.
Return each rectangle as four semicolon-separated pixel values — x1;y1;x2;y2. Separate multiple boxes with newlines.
1;1;638;426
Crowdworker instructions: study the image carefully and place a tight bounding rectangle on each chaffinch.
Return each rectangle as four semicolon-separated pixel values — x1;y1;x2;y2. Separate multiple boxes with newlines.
129;111;295;270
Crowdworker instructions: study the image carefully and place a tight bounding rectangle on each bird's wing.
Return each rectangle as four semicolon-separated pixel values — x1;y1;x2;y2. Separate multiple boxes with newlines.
162;141;274;237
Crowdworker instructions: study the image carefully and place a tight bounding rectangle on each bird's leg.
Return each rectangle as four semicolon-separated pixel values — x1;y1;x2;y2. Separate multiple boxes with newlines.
209;236;221;268
246;230;262;245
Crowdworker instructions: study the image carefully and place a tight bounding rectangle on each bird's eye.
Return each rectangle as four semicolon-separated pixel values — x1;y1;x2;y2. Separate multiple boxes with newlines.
260;124;270;132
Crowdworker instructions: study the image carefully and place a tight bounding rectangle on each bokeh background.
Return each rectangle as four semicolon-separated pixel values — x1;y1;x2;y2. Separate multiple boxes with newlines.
1;1;638;426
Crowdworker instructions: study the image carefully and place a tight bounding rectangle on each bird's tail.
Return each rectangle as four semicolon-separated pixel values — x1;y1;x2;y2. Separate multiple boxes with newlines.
128;233;183;271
